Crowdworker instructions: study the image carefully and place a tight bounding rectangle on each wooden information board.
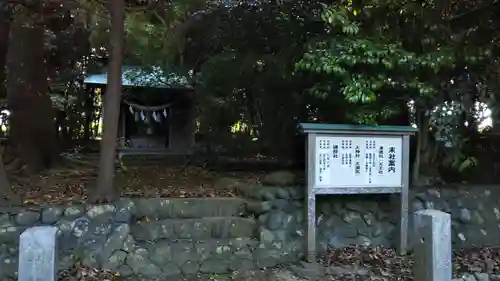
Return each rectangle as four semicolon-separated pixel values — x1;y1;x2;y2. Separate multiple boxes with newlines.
299;123;417;262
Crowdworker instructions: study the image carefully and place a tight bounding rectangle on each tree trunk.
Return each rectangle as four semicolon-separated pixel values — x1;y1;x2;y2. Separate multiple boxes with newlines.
6;17;58;172
0;15;17;205
0;15;8;98
493;120;500;135
411;109;423;184
492;104;500;133
83;90;94;141
0;145;17;205
412;108;441;186
93;0;125;202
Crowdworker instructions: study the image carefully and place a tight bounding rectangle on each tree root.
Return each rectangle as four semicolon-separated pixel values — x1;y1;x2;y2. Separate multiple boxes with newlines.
4;157;24;172
88;188;118;204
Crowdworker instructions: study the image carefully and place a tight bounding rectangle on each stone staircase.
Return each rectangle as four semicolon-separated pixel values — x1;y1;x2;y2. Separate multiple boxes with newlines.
131;197;248;219
0;188;307;279
126;197;261;277
131;217;257;241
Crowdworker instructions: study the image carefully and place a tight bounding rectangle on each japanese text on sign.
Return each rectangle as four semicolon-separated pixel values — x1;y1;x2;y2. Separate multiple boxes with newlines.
315;136;403;188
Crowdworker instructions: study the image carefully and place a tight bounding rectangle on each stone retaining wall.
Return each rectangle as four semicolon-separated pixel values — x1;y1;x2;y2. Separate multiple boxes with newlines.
0;184;498;279
0;197;300;280
242;184;500;252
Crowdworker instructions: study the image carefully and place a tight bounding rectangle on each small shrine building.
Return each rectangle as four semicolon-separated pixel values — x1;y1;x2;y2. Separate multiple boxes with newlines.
84;66;195;156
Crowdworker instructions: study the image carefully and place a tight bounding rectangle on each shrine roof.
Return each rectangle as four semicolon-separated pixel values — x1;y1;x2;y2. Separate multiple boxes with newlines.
83;66;192;89
299;123;418;135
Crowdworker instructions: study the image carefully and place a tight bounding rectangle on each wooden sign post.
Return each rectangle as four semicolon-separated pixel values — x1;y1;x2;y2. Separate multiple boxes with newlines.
299;123;417;262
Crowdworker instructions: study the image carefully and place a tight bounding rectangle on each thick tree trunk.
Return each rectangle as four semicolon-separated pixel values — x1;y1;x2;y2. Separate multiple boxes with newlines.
6;18;58;172
93;0;125;202
0;144;17;205
0;15;17;204
0;15;8;98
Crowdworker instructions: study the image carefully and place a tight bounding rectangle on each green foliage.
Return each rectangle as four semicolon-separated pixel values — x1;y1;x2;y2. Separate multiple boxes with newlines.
292;0;499;175
443;150;477;172
295;2;493;125
48;0;500;176
124;11;176;66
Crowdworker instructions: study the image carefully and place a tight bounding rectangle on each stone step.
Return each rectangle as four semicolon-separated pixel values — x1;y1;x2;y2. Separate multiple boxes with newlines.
132;198;246;220
133;237;260;276
130;217;258;241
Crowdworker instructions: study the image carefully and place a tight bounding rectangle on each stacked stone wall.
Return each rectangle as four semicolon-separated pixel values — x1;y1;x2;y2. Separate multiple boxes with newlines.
0;184;498;279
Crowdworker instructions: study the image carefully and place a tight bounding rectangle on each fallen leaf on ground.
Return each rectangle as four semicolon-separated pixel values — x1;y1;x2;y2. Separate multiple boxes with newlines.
6;163;266;207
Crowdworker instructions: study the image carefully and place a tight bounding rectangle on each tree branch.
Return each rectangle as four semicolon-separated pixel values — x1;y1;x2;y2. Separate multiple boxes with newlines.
449;0;500;30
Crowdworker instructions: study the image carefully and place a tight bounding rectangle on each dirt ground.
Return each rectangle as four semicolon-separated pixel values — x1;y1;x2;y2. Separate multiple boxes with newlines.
7;164;264;207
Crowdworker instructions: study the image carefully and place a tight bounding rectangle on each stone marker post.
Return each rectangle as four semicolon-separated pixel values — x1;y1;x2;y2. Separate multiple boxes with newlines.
19;226;59;281
413;210;452;281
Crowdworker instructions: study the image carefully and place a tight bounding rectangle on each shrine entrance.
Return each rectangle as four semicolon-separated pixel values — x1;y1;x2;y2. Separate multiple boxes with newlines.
119;86;194;154
122;100;171;150
84;66;195;157
121;89;172;150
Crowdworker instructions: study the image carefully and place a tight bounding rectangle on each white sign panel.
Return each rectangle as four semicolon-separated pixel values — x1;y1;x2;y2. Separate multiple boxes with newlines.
315;135;403;188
